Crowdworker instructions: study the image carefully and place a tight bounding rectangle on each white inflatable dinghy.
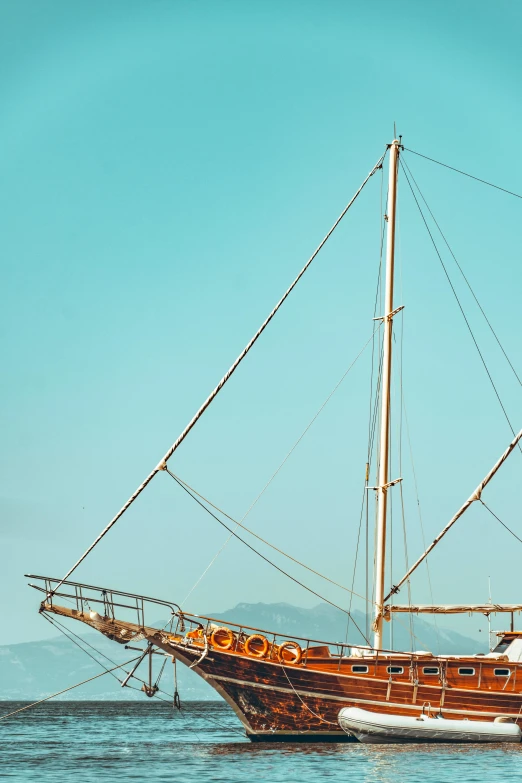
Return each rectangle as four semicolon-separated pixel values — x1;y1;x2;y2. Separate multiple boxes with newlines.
338;707;522;744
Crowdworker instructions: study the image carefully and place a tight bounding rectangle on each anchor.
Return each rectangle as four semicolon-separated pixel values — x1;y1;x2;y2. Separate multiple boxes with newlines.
120;642;161;697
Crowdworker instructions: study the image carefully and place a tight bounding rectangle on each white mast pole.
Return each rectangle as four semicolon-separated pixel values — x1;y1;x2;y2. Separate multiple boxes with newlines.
373;139;400;650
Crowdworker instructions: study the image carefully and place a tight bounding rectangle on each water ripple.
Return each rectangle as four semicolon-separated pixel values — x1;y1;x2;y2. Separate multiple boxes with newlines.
2;701;522;782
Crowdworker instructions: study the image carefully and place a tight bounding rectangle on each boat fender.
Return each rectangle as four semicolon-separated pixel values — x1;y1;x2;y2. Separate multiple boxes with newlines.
244;634;270;658
278;641;303;665
210;626;235;651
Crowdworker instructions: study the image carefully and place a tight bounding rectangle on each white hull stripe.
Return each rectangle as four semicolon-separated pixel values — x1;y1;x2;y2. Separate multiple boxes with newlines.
210;674;522;720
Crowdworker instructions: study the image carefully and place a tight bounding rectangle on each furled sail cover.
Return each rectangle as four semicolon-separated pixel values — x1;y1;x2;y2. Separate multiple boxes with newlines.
384;604;522;617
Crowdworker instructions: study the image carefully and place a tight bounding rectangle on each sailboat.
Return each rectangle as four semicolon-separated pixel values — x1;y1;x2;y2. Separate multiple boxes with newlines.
27;138;522;742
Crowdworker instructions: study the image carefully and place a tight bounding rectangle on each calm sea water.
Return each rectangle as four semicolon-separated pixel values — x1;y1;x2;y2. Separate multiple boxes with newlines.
2;700;522;782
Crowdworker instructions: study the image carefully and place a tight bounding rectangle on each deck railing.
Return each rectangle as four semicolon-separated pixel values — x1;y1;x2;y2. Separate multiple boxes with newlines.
25;574;430;661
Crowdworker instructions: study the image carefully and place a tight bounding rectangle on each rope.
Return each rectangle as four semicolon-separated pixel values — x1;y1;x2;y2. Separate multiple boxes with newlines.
40;609;238;738
397;308;415;649
42;614;215;741
165;469;371;645
231;326;381;526
404;148;522;200
344;480;367;644
280;665;337;726
174;467;372;607
401;395;440;654
399;159;520;448
480;500;522;545
347;191;388;644
51;151;386;596
401;155;522;389
43;611;182;696
175;326;382;609
0;655;141;721
153;686;245;736
41;612;125;685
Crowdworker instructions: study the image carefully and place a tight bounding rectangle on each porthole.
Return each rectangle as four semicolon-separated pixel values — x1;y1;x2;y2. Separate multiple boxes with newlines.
458;668;475;676
351;665;369;673
494;668;511;677
423;667;439;675
387;666;404;674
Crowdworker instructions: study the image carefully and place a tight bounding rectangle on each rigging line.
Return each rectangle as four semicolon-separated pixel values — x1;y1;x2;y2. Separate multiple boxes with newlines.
235;324;381;525
165;468;371;645
480;500;522;545
39;612;163;694
51;150;387;598
345;479;368;644
150;691;206;742
0;655;141;721
370;342;385;612
179;325;383;608
181;536;232;608
153;687;245;736
404;148;522;200
387;611;434;653
44;613;176;706
170;466;372;607
368;344;385;459
398;482;414;646
40;612;124;685
397;309;415;648
396;230;414;645
280;665;337;726
399;160;520;447
385;427;522;601
366;205;388;625
401;155;522;388
40;612;155;691
368;205;388;455
401;392;440;654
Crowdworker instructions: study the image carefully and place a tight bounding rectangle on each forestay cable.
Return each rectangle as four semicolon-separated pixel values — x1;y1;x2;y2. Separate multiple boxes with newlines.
52;150;387;595
171;468;373;606
165;469;371;645
180;325;382;608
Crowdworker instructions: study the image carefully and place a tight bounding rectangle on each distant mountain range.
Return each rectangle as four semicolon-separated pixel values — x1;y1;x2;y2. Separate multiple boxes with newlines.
0;602;487;701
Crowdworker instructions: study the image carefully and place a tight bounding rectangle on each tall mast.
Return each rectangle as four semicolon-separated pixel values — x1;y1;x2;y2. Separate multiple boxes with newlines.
373;139;400;650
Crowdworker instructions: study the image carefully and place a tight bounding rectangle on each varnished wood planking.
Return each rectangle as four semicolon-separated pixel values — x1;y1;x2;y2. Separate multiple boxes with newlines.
43;602;522;740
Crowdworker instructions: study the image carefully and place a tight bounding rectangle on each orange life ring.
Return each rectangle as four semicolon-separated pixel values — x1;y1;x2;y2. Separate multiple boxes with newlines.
278;641;303;665
210;626;235;651
244;634;270;658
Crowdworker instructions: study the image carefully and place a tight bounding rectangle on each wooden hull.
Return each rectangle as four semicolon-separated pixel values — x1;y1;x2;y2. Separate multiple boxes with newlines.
40;600;522;743
157;640;522;742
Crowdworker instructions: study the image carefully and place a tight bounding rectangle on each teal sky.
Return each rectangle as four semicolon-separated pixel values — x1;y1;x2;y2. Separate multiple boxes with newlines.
2;0;521;646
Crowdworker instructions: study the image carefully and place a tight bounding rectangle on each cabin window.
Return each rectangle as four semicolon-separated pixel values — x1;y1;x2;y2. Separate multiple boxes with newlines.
351;665;369;673
494;668;511;677
492;639;511;654
458;668;475;676
423;667;439;675
387;666;404;674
